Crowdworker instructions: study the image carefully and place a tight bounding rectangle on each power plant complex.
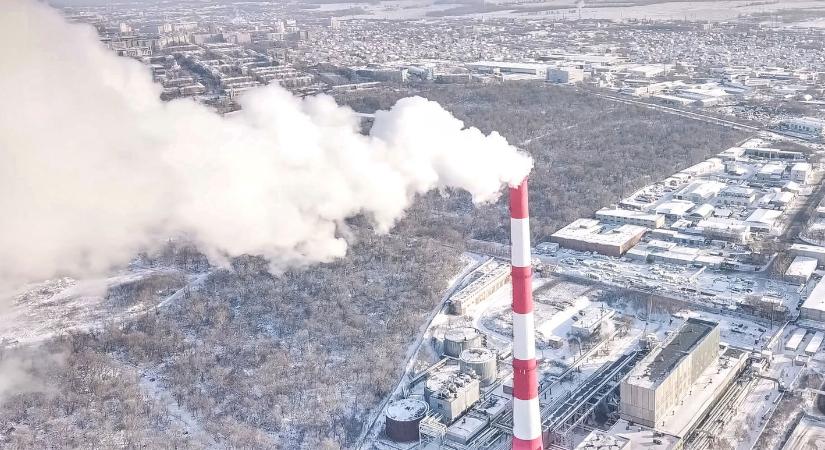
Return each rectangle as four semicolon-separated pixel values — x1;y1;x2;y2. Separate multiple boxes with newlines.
367;145;825;450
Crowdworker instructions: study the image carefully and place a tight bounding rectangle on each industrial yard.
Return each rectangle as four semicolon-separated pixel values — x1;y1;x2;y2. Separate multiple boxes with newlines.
365;132;825;450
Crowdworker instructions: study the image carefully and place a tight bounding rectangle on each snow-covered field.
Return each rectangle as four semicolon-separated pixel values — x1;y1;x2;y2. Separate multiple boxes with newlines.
0;268;191;346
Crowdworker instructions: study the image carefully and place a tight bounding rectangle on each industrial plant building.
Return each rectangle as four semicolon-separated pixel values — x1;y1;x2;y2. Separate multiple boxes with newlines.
620;318;721;429
448;260;510;315
801;277;825;323
596;208;665;229
571;306;616;338
551;219;647;257
785;256;818;284
779;117;825;138
425;369;481;423
547;66;584;84
790;243;825;265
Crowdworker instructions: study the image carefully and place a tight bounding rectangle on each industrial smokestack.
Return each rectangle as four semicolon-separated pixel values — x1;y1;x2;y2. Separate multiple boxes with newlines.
509;180;543;450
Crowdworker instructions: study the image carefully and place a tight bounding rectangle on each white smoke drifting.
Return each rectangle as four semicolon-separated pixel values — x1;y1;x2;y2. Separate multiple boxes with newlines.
0;0;532;287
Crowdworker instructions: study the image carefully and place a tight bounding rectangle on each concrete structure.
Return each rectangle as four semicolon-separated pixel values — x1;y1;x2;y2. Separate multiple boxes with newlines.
791;162;812;184
674;180;725;204
785;256;818;284
459;348;498;386
717;186;757;206
571;306;616;337
655;200;696;219
620;318;720;428
756;162;786;182
385;398;428;442
801;277;825;323
745;208;782;232
596;208;665;229
606;419;680;449
551;219;647;257
425;370;480;424
547;66;584;84
509;180;543;450
780;117;825;138
791;243;825;265
446;415;488;444
626;241;725;268
444;327;484;358
744;147;805;160
781;415;825;450
805;331;824;356
449;260;510;315
575;430;630;450
468;61;548;77
785;328;807;352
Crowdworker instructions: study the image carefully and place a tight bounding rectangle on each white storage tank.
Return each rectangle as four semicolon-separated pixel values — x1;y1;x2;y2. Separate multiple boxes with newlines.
459;347;498;386
444;327;483;357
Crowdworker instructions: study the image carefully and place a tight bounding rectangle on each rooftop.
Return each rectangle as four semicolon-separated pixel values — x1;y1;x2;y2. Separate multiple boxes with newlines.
801;277;825;314
628;318;718;388
552;219;648;247
386;398;428;422
575;430;630;450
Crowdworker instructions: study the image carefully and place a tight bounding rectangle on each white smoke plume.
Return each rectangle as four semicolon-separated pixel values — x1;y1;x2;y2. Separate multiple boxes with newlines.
0;0;532;288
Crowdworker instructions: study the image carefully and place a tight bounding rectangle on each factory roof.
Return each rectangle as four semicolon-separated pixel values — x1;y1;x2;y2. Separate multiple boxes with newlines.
785;256;818;280
791;243;825;256
720;185;756;197
688;203;715;218
801;277;825;315
655;200;695;216
745;208;782;227
552;220;648;247
596;207;663;223
605;419;680;450
450;260;509;304
467;61;548;71
677;180;725;199
575;430;630;450
658;347;747;437
446;415;488;443
628;318;718;388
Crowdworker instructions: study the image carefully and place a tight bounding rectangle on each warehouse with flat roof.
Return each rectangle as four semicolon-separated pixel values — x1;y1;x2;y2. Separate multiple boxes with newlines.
551;219;647;257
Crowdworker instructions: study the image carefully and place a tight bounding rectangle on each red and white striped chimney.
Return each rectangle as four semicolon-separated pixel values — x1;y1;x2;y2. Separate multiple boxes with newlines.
509;179;543;450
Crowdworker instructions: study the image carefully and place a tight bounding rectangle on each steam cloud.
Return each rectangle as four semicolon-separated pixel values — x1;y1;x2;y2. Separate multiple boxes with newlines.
0;0;532;288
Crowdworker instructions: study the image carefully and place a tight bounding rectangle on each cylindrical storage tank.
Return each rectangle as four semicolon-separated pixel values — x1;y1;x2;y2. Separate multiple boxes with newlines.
444;327;483;357
459;347;497;386
385;398;428;442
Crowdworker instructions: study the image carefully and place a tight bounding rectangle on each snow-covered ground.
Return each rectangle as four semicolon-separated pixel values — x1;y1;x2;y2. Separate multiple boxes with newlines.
0;267;194;346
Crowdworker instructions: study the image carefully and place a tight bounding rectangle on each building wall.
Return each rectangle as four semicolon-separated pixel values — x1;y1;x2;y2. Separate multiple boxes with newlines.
801;306;825;323
596;211;664;228
427;378;480;423
551;231;644;258
620;323;720;428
